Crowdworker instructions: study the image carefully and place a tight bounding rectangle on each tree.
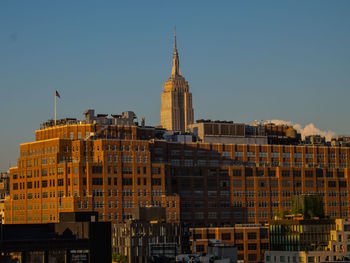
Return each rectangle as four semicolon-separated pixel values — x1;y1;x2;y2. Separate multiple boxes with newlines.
112;253;127;263
273;209;289;219
291;194;324;219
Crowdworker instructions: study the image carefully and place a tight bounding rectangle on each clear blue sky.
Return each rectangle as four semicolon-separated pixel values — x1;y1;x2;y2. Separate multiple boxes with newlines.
1;1;350;171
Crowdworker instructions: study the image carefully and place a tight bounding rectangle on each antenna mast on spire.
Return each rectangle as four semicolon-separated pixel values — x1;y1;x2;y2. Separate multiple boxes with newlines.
171;27;181;77
174;26;177;50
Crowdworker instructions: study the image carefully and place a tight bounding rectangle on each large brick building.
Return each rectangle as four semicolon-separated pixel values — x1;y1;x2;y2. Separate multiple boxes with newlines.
4;110;350;226
5;112;179;224
155;140;350;226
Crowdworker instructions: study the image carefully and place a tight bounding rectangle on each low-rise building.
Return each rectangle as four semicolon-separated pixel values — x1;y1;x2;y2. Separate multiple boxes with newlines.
188;120;268;145
332;136;350;147
0;172;9;222
202;241;237;263
190;224;269;263
265;218;350;263
305;135;326;146
112;207;184;263
269;218;335;251
0;211;111;263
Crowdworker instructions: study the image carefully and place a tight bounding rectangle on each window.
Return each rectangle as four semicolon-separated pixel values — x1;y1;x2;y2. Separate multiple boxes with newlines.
92;166;103;174
328;181;336;187
25;181;33;189
282;170;290;177
220;201;229;208
235;152;243;157
194;190;204;197
233;191;243;197
210;160;219;167
122;178;133;185
152;167;161;174
233;169;241;177
261;242;269;249
258;180;266;187
184;160;193;166
193;233;202;239
171;150;180;156
233;180;242;187
208;212;217;219
248;243;257;250
248;254;257;261
57;179;64;186
221;211;231;219
282;180;290;187
259;152;267;158
306;153;313;159
151;178;161;186
184;150;193;156
268;170;276;177
308;257;315;263
171;159;180;166
122;166;132;174
220;191;229;197
294;152;302;158
271;152;279;158
195;212;204;219
222;151;231;157
247;152;255;157
196;245;204;252
259;201;268;208
305;181;314;187
248;232;257;240
92;178;103;185
247;201;255;207
42;180;48;188
197;159;206;166
221;233;231;240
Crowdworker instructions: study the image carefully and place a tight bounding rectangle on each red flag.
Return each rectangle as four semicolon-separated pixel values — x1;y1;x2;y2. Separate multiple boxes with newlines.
55;90;61;99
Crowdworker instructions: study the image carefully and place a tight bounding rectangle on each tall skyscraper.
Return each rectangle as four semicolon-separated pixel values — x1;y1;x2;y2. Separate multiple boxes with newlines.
160;30;194;132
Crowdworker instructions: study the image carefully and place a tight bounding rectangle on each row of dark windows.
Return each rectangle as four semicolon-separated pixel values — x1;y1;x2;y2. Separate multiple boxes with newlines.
194;231;268;241
171;167;346;178
13;176;161;189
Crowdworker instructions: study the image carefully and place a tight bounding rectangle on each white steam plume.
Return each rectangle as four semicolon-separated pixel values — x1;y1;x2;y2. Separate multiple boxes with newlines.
267;120;336;141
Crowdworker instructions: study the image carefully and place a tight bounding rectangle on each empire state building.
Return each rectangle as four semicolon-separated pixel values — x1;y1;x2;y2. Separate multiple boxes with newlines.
160;31;194;132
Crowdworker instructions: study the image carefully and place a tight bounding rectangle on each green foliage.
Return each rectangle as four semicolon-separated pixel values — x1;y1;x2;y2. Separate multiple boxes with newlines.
291;194;325;219
291;195;304;215
112;253;127;263
273;209;289;219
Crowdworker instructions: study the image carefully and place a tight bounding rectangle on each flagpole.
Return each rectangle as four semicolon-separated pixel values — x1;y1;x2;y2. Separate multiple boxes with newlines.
55;89;57;126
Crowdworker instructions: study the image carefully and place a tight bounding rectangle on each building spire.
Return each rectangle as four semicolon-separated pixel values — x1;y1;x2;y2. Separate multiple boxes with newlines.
174;27;177;50
171;27;181;77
